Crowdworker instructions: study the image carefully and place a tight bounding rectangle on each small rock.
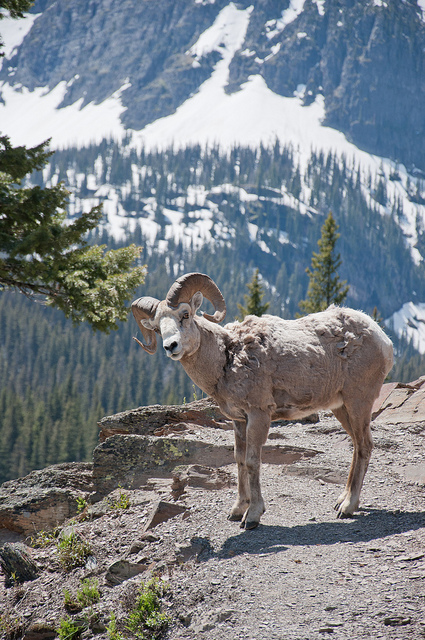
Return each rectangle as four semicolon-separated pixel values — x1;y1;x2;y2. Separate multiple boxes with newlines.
25;621;56;640
105;558;148;586
143;500;189;532
191;618;216;633
179;612;192;626
140;532;161;543
384;615;412;626
175;536;213;563
398;553;425;562
0;542;39;586
128;540;147;554
86;500;111;519
171;465;233;495
85;555;97;571
215;609;235;623
90;614;108;634
303;413;320;423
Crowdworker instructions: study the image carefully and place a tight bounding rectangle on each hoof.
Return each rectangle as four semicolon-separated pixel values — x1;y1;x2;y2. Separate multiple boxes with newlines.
241;520;259;530
336;509;354;520
228;513;243;522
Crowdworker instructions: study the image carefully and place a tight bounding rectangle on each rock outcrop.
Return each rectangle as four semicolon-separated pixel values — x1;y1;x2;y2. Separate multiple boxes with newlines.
0;399;321;537
97;398;231;442
0;462;93;536
372;376;425;424
92;399;320;497
0;390;424;640
0;387;423;539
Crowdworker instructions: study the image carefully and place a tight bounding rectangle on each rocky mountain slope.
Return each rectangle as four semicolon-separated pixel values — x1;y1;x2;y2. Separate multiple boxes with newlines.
1;0;425;173
1;1;425;326
228;0;425;172
0;389;424;639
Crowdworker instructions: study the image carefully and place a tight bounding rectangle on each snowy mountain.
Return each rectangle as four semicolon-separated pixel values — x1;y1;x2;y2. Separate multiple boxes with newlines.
387;302;425;355
1;0;425;351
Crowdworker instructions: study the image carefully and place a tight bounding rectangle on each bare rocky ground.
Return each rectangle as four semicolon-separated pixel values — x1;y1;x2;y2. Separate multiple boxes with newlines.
0;407;424;640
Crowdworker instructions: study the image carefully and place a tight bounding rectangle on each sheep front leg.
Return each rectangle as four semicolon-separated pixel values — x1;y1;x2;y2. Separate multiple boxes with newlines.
241;409;270;530
228;419;250;522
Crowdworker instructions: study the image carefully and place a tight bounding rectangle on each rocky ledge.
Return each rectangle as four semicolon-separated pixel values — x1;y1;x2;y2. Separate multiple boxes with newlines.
0;389;424;640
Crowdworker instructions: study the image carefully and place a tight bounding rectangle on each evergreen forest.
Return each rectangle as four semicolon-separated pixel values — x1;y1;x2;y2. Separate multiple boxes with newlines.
1;140;424;484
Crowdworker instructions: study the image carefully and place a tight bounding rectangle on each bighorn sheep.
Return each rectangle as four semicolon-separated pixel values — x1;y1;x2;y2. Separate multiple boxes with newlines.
132;273;393;530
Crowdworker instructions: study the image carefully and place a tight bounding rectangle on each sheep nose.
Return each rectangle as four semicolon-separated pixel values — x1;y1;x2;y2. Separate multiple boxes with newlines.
164;341;179;354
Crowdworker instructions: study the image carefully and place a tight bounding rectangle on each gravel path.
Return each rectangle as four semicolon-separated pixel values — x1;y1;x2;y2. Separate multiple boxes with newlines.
163;415;425;639
0;414;424;640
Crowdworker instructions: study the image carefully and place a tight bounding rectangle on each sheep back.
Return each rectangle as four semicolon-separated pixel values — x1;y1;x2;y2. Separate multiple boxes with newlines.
216;306;392;418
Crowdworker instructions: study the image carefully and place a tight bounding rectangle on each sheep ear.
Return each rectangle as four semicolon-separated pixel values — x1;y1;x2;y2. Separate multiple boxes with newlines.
141;318;155;330
191;291;203;312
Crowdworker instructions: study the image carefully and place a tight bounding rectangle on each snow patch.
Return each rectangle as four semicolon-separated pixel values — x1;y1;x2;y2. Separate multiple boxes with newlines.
312;0;325;16
0;11;40;66
417;0;425;21
248;222;258;242
266;0;306;39
189;2;252;60
0;80;128;147
386;302;425;354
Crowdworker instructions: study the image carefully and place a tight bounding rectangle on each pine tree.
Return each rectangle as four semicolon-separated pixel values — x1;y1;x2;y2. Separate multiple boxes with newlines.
0;136;146;331
299;212;349;314
237;268;270;320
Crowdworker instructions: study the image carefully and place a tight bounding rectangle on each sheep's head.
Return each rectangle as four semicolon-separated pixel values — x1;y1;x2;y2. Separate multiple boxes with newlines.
131;273;226;360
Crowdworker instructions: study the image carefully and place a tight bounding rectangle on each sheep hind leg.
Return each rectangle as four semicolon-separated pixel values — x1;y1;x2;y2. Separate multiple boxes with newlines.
332;404;373;518
228;419;250;522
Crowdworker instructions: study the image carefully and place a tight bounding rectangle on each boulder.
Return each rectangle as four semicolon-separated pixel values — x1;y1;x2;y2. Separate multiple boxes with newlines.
0;462;94;535
0;542;39;586
171;464;234;498
92;433;235;497
143;500;189;532
92;427;320;497
105;558;149;586
373;377;425;424
97;398;231;442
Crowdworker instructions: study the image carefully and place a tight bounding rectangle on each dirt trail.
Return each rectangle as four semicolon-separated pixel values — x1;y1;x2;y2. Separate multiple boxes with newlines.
165;415;425;639
0;413;424;640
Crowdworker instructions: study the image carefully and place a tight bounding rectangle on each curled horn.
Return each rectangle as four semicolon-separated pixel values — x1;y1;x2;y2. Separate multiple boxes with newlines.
131;296;159;353
166;272;226;323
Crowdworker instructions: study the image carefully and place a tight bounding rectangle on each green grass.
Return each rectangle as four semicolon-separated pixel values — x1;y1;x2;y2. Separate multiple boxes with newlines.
125;578;170;639
64;578;100;612
107;612;125;640
106;577;170;640
30;527;61;548
77;578;100;607
57;531;92;572
110;488;131;510
57;616;82;640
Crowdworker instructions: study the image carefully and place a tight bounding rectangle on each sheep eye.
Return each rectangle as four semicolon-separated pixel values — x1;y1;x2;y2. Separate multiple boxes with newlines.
181;312;190;322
